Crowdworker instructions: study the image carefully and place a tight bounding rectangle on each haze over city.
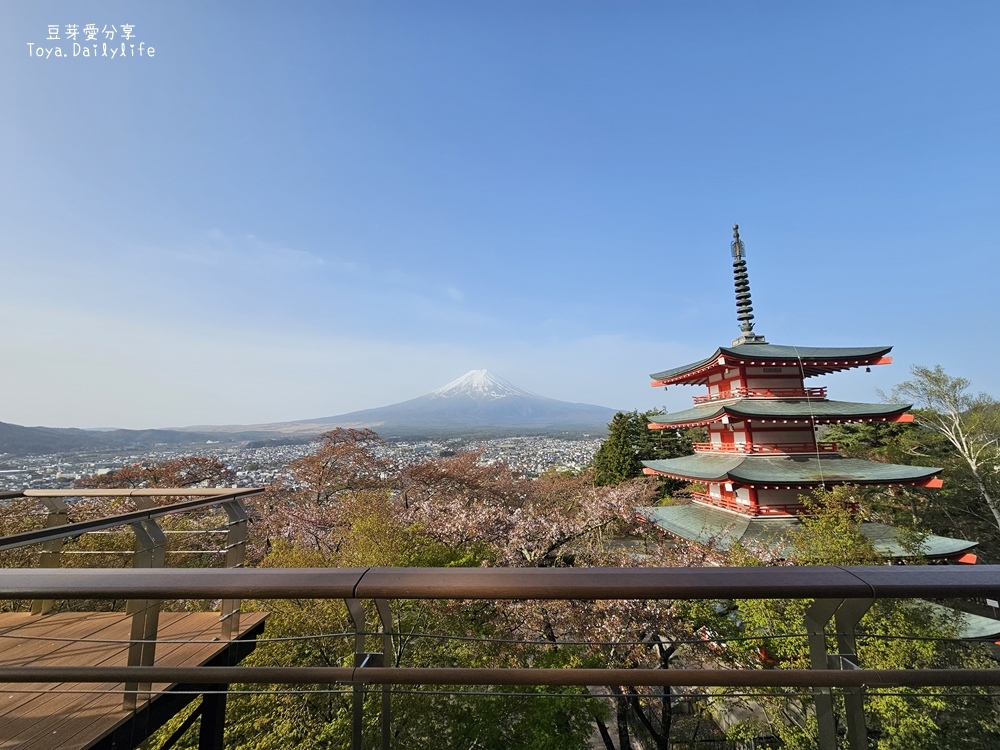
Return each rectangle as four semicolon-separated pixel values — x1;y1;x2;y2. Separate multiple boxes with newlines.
3;2;998;429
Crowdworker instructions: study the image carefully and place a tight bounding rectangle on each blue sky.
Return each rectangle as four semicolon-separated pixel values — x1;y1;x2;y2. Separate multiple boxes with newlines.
2;2;998;428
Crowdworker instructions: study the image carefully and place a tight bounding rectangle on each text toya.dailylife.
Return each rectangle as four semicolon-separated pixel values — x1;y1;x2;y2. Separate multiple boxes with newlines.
26;42;155;58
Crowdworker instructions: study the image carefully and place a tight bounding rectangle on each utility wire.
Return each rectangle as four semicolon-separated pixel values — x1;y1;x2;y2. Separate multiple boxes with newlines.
1;629;991;646
1;686;996;700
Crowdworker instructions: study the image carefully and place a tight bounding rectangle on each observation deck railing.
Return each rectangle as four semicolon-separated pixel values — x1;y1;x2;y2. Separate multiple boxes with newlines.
3;489;999;750
0;487;262;711
1;566;999;750
692;387;827;404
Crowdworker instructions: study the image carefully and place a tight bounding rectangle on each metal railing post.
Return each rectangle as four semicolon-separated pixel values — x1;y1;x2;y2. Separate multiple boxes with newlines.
834;598;873;750
805;597;874;750
805;598;842;750
344;599;391;750
30;497;69;616
124;519;166;711
374;600;393;750
346;599;368;750
220;500;248;640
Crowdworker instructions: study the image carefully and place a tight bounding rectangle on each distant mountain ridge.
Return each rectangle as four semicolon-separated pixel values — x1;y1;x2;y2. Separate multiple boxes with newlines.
0;421;259;457
0;371;618;455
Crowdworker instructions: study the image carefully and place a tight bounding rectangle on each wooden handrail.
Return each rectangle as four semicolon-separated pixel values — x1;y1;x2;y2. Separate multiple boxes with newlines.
1;565;997;601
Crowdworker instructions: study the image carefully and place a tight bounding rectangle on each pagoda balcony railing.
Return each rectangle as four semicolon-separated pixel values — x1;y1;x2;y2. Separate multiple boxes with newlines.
692;386;827;404
690;491;806;517
692;441;839;455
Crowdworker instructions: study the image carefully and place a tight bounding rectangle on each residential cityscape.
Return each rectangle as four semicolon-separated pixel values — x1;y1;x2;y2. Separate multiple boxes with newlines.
0;434;604;492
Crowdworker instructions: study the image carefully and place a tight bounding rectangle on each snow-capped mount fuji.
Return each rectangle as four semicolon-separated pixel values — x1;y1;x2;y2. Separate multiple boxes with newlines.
284;369;618;437
430;369;542;401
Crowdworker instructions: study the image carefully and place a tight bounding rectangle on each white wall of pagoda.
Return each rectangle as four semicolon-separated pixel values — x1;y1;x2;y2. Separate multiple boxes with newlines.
748;427;817;445
743;366;805;392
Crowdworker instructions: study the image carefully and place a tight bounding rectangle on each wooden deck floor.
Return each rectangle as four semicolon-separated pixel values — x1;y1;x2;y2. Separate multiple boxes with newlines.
0;610;267;750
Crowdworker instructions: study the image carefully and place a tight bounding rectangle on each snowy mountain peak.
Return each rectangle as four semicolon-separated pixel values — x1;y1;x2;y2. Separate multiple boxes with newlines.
431;370;541;401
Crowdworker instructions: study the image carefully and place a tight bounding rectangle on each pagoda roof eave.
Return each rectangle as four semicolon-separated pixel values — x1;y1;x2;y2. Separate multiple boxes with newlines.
636;503;976;559
641;454;941;486
647;400;912;428
643;453;745;481
650;344;894;386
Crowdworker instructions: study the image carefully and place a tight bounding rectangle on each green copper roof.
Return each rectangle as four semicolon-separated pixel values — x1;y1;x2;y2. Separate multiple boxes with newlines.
647;399;910;427
921;602;1000;640
637;502;976;559
651;344;893;384
643;453;745;481
854;522;976;558
638;503;755;550
642;454;941;485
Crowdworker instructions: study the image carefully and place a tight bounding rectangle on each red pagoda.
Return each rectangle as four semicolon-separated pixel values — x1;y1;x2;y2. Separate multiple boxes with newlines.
637;226;975;562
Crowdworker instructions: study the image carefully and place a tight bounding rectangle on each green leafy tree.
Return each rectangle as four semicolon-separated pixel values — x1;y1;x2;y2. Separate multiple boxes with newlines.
593;411;646;486
888;365;1000;542
826;372;1000;560
824;420;952;467
592;410;696;490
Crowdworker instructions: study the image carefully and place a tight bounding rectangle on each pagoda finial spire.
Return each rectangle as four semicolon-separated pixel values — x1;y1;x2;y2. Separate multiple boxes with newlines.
731;224;767;345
